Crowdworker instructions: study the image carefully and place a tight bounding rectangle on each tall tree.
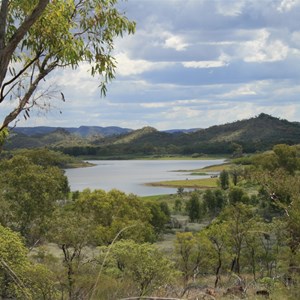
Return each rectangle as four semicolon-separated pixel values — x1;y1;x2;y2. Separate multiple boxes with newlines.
100;240;176;297
0;155;69;243
0;0;135;133
0;225;30;299
219;170;229;190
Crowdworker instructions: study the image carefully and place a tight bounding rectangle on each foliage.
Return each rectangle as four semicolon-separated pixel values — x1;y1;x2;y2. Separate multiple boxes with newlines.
24;264;59;300
47;207;95;299
253;144;300;174
147;201;170;235
185;192;205;222
174;198;182;213
202;222;232;287
75;189;159;244
0;0;135;132
0;128;9;149
0;225;30;299
218;203;256;274
174;232;212;286
0;155;69;243
12;148;80;168
177;187;184;197
219;169;229;190
203;188;227;216
228;186;249;204
100;240;177;296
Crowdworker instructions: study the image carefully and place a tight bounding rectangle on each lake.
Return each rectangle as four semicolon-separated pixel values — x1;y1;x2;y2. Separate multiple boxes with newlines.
65;159;225;196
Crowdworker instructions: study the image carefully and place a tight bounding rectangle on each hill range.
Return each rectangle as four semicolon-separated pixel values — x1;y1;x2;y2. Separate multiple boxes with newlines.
4;113;300;156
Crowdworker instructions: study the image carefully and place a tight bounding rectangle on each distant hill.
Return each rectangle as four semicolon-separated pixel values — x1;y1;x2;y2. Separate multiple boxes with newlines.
13;125;132;137
5;113;300;155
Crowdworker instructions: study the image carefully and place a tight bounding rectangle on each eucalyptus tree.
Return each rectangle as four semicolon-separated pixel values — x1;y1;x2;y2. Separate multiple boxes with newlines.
0;0;135;134
0;155;69;244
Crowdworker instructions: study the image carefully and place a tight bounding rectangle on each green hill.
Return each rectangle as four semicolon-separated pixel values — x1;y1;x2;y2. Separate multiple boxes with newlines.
4;113;300;156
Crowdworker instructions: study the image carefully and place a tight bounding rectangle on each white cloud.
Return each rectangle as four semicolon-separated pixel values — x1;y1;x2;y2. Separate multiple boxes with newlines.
51;63;99;95
277;0;300;12
182;53;230;69
164;34;189;51
221;84;258;98
114;52;170;76
241;29;289;63
163;106;200;120
216;0;246;16
141;102;166;108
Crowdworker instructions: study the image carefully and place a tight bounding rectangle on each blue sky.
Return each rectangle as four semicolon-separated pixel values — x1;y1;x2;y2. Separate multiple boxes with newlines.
6;0;300;130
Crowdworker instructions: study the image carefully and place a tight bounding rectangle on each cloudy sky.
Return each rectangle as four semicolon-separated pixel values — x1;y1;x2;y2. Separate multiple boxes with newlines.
6;0;300;130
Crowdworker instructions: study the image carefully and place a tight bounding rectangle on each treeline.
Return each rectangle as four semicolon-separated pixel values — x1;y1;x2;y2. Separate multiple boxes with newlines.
54;141;239;157
54;138;299;158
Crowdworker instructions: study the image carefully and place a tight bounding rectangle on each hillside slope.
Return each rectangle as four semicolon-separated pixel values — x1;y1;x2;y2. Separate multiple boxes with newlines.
5;113;300;154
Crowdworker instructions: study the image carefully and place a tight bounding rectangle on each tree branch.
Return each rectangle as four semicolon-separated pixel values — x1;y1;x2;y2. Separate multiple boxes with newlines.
0;0;9;50
0;59;58;131
0;0;49;87
0;51;42;103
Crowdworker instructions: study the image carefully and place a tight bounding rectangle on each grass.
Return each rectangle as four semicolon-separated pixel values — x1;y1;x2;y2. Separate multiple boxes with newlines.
147;177;218;189
65;161;95;168
193;162;232;172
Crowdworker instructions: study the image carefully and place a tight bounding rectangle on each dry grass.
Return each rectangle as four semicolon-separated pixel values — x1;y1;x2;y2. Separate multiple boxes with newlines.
194;163;232;173
147;177;218;189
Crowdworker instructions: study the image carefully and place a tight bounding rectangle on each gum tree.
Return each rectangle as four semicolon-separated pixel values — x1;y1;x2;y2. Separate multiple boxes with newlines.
0;0;135;134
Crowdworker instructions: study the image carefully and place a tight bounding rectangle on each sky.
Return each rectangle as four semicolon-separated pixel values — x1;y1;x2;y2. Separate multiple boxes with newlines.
4;0;300;130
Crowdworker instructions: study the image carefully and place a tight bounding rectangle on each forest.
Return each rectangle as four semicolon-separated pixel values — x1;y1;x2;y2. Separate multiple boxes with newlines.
0;144;300;299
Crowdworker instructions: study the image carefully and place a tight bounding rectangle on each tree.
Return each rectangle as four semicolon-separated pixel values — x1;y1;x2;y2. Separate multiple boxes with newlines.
185;192;204;222
0;155;69;244
174;232;212;286
177;187;184;198
203;222;231;287
273;144;299;175
203;189;215;215
219;170;229;190
231;143;243;158
75;189;157;244
253;144;299;175
101;240;176;297
174;198;182;213
0;0;135;134
0;225;30;299
228;187;249;205
174;232;201;286
47;207;94;300
146;201;170;236
253;167;300;276
230;167;240;186
219;204;256;274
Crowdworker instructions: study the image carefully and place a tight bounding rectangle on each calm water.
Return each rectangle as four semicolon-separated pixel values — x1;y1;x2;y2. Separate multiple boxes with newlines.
65;159;225;196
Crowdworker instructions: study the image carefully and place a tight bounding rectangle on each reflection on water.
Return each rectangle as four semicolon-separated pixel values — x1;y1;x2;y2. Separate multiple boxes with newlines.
65;159;225;196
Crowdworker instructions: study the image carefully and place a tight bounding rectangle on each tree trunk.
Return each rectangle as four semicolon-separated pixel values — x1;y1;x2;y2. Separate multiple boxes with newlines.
0;0;49;88
214;252;222;288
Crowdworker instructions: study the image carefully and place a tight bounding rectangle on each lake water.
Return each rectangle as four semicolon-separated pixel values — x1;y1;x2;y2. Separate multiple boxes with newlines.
65;159;225;196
